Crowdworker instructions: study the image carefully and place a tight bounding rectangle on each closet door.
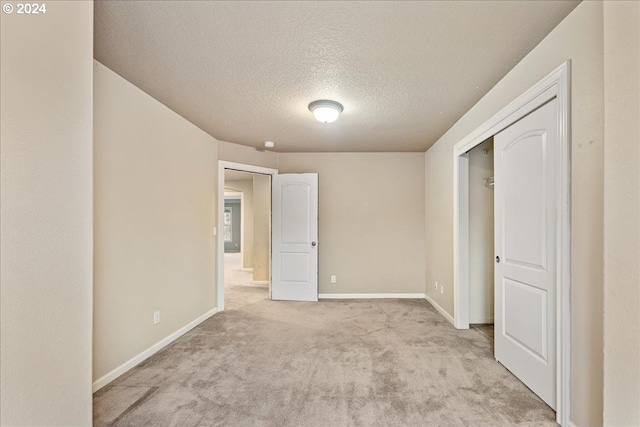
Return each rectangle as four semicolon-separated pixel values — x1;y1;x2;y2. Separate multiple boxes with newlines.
494;99;558;409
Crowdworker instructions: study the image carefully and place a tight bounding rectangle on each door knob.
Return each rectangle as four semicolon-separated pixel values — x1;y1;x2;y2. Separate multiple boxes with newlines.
496;256;500;263
311;241;317;247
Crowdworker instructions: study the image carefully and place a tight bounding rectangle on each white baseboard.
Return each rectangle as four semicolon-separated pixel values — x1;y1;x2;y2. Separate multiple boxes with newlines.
318;293;426;299
252;281;270;285
92;307;219;392
424;295;455;325
469;317;494;325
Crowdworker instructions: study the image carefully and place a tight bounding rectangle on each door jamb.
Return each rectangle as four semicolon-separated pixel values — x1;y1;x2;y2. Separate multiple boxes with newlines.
452;61;571;425
217;161;278;312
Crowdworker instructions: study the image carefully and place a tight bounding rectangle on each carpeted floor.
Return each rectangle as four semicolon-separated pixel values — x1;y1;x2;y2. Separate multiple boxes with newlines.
223;252;269;311
93;262;556;426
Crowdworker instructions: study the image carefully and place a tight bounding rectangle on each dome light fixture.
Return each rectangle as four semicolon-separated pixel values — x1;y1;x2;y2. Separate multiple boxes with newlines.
264;140;275;148
308;99;344;123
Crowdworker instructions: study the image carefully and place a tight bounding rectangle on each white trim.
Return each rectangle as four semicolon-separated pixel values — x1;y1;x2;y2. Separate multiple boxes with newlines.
453;153;470;329
453;76;563;157
318;293;426;299
557;61;572;427
92;307;219;392
568;422;578;427
252;280;270;285
424;295;455;325
218;161;278;312
452;61;571;425
221;161;278;176
469;317;494;325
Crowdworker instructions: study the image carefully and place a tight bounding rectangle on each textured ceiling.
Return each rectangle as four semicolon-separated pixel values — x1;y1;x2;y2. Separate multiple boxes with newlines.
94;1;580;153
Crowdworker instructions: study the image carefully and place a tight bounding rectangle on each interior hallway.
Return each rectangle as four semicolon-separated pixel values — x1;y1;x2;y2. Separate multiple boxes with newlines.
224;252;269;310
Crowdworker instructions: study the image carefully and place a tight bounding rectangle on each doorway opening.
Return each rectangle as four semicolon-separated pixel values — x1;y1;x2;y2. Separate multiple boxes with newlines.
217;162;278;312
453;62;571;425
466;138;495;345
467;137;495;328
223;169;272;310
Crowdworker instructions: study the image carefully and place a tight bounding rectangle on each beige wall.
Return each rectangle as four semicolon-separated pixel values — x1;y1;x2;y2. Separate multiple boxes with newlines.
253;175;271;282
468;141;494;324
424;2;604;425
0;2;94;425
218;140;278;169
279;153;426;295
225;179;255;268
603;2;640;425
93;62;218;383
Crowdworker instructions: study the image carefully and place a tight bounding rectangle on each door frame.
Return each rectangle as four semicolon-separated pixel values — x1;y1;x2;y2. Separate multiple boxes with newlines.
452;61;571;425
217;161;278;311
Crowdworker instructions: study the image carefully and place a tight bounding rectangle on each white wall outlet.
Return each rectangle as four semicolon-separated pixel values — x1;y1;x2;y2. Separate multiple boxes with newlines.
440;284;444;295
212;227;217;236
331;275;337;283
153;311;160;325
434;281;438;290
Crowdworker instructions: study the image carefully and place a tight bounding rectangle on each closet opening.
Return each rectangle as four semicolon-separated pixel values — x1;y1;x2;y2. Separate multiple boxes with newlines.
451;61;571;424
467;138;495;331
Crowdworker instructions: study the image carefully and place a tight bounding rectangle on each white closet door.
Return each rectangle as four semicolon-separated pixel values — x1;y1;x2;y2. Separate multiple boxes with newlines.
494;99;558;409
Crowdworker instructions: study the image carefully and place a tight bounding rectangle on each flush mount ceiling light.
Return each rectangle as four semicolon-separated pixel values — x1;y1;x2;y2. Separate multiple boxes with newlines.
308;99;344;123
264;140;275;148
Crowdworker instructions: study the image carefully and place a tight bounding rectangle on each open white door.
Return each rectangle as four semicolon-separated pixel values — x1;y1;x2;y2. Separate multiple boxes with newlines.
271;173;318;301
494;99;557;409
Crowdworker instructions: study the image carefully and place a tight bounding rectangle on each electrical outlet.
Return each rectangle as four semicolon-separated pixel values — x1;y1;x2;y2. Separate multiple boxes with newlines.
212;227;217;236
331;275;337;283
153;311;160;325
440;285;444;295
434;281;438;290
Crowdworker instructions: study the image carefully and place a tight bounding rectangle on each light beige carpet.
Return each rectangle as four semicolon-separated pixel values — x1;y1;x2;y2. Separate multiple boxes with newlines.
223;252;269;311
94;293;556;426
